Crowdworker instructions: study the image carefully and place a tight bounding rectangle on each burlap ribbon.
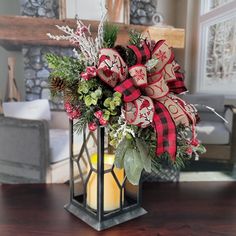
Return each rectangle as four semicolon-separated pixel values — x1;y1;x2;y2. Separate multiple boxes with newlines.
97;40;197;160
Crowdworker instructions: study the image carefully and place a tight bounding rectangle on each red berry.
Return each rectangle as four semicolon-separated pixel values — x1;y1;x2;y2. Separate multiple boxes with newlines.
87;66;97;77
88;122;97;131
191;139;199;147
99;117;108;126
186;147;193;155
94;110;103;119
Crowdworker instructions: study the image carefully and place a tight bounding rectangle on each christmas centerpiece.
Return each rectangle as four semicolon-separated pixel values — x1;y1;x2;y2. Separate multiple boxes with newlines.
47;17;205;185
46;12;206;230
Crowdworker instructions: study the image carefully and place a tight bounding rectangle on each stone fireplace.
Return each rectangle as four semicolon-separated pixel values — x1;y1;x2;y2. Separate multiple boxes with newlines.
20;0;73;109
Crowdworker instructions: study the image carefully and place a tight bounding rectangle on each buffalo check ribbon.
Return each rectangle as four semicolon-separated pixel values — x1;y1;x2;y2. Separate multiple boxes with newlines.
97;40;197;160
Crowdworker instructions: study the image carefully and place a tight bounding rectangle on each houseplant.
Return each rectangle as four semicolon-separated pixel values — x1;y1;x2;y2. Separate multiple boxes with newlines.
46;15;206;186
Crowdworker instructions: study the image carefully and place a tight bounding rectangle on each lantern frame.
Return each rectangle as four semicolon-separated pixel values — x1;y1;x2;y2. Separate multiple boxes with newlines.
64;120;147;231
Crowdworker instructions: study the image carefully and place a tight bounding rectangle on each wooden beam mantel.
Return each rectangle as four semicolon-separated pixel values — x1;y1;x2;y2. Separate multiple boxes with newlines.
0;15;185;50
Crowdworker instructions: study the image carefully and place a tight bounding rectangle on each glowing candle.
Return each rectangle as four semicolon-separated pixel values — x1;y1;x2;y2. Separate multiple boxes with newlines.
87;153;124;211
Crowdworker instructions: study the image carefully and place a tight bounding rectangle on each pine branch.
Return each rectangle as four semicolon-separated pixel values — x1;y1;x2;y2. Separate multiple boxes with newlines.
103;22;119;48
128;30;143;47
45;54;85;83
73;107;94;134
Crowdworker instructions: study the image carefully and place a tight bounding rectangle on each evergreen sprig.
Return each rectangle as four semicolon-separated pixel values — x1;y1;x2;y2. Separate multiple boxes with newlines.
74;107;94;134
128;30;143;47
126;30;146;66
103;22;119;48
46;54;85;84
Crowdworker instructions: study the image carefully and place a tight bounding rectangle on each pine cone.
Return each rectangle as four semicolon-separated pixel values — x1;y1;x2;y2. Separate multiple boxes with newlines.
50;77;66;92
114;45;127;63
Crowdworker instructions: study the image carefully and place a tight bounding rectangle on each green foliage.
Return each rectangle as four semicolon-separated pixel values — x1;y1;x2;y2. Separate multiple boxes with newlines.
46;54;85;84
128;30;143;47
195;144;206;154
103;22;119;48
136;138;151;172
113;124;188;185
124;148;143;185
73;107;94;134
84;88;102;106
114;138;131;168
102;92;122;120
77;78;103;107
126;30;144;67
114;135;151;185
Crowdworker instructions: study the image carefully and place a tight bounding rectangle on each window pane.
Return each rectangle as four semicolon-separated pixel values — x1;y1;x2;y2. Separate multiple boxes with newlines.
201;16;236;93
209;0;234;10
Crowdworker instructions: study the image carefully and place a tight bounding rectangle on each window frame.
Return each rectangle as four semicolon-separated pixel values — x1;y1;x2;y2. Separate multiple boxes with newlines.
196;0;236;95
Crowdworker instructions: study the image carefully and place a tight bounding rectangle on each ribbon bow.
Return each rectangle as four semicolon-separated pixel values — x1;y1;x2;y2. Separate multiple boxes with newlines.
97;40;197;160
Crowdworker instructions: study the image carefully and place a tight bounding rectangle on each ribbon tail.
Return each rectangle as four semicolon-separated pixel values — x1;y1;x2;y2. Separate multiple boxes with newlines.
167;77;187;94
153;102;177;160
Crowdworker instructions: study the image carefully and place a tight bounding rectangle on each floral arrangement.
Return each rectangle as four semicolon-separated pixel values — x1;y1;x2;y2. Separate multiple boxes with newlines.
46;15;206;185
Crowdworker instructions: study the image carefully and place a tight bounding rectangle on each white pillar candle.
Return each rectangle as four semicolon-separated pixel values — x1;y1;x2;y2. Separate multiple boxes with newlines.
87;153;124;212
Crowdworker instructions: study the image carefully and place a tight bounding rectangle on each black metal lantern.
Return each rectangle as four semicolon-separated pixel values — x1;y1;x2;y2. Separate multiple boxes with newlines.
65;120;147;231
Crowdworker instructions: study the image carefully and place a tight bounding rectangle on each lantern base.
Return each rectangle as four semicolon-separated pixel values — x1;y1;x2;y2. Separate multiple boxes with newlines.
64;203;147;231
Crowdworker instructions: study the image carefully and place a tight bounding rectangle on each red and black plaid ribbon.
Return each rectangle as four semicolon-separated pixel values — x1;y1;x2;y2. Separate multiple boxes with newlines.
167;69;187;94
153;102;177;159
97;40;189;160
114;78;141;102
127;42;151;65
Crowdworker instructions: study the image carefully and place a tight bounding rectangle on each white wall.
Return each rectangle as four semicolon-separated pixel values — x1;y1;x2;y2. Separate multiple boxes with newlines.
0;0;25;101
156;0;177;26
172;0;187;84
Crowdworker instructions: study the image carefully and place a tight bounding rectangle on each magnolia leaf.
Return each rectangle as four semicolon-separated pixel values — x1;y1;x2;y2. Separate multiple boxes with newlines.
114;138;130;168
136;138;151;172
124;148;143;185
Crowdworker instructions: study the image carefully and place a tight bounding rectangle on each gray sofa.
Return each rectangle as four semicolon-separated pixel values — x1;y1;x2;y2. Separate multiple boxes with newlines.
0;110;82;183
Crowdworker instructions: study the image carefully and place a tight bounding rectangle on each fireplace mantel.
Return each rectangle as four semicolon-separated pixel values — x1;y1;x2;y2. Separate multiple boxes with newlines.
0;15;185;50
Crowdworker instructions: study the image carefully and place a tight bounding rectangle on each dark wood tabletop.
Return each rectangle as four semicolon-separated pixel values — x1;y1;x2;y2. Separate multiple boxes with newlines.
0;182;236;236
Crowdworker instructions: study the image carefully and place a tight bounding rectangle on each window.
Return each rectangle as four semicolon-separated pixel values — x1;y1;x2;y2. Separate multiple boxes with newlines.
201;0;234;14
197;0;236;95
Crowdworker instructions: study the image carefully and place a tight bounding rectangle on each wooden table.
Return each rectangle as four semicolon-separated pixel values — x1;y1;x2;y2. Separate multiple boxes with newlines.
0;182;236;236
